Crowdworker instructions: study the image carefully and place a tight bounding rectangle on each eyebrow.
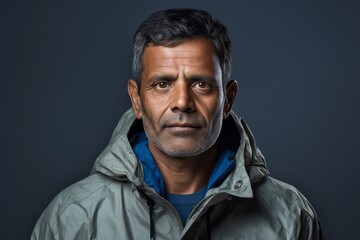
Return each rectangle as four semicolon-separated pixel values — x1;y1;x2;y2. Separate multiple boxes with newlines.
149;74;178;83
187;75;217;83
149;74;217;83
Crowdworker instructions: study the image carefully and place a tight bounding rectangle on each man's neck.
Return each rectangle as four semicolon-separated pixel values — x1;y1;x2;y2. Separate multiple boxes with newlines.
148;143;218;194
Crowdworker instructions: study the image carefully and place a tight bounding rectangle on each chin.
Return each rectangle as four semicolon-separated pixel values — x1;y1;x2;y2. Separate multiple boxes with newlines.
163;151;201;159
158;144;209;159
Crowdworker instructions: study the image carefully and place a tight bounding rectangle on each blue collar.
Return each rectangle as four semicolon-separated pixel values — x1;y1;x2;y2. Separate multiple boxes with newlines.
130;132;235;197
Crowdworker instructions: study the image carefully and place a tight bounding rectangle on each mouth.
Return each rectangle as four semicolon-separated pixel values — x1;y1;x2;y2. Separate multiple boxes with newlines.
166;122;202;128
164;122;203;136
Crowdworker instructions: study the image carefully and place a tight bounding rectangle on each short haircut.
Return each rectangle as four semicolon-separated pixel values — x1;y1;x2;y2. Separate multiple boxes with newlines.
132;8;232;86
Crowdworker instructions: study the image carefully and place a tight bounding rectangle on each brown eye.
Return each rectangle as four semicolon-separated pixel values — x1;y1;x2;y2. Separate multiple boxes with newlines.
194;81;210;90
196;82;207;88
154;81;171;90
158;82;167;88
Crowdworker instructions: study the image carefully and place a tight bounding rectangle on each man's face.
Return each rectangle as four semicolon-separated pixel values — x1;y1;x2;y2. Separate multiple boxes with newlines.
129;38;230;158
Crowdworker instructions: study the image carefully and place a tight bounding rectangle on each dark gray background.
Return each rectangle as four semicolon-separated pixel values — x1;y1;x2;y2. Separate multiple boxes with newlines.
1;0;359;239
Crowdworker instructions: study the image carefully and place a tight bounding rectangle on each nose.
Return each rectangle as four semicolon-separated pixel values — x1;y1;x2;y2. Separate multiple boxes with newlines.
170;82;195;113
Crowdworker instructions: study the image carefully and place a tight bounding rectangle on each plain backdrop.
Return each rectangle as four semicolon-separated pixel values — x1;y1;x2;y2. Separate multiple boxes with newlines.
1;0;359;239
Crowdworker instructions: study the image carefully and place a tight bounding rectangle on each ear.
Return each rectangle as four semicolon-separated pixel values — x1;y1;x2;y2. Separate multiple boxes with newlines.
223;80;238;118
128;79;142;119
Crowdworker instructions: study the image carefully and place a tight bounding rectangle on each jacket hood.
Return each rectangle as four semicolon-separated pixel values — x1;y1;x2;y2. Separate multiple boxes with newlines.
92;108;269;196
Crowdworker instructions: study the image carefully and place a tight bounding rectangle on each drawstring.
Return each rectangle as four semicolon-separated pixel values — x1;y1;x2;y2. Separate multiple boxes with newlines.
138;189;156;240
206;206;213;240
147;198;155;240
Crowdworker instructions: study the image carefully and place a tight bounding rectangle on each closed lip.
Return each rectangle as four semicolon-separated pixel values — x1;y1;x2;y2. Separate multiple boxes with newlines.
166;122;202;128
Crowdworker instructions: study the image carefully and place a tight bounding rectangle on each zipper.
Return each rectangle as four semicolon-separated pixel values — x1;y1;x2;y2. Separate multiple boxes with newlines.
134;161;184;234
141;186;185;234
183;191;232;231
138;186;233;239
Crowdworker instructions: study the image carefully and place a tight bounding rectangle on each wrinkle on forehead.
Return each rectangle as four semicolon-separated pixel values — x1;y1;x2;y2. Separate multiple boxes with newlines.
142;38;221;80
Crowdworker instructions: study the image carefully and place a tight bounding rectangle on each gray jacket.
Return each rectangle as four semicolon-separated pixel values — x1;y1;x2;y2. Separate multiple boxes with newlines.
31;109;323;239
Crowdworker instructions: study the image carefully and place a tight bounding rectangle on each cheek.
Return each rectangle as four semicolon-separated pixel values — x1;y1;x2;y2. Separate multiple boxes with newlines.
202;96;225;121
141;92;170;119
140;100;162;128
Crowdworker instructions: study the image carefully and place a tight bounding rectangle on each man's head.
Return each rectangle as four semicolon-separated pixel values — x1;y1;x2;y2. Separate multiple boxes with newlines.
131;8;232;87
128;9;237;159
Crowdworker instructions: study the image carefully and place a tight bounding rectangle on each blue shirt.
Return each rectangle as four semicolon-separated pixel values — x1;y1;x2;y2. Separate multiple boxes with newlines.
166;187;207;226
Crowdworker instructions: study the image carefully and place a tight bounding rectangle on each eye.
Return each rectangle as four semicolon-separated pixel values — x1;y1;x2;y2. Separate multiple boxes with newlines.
196;82;208;88
154;81;171;90
193;81;211;91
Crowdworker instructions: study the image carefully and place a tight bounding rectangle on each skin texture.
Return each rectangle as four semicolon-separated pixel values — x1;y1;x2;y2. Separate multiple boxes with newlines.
128;38;237;194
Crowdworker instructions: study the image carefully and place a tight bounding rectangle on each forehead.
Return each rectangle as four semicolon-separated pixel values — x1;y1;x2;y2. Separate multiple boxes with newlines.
141;38;220;74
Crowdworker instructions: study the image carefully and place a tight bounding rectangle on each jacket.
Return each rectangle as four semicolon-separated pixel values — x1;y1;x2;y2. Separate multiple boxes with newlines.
31;109;323;239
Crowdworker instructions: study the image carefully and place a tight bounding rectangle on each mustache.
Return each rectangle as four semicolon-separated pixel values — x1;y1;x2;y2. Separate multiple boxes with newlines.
160;114;205;128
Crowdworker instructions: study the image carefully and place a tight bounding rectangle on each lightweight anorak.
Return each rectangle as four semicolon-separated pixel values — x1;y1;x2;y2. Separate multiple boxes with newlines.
32;109;323;239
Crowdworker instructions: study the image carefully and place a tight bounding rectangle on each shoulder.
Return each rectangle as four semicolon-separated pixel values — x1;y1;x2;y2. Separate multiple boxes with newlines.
255;176;323;238
50;173;114;209
254;176;317;218
45;173;135;215
32;173;134;239
212;176;323;239
217;176;323;239
37;174;113;219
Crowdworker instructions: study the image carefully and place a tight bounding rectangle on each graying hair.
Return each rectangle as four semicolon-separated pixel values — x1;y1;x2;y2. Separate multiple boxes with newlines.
132;8;232;86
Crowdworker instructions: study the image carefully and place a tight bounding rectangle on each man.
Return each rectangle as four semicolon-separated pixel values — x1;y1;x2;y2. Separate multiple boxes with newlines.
32;8;323;239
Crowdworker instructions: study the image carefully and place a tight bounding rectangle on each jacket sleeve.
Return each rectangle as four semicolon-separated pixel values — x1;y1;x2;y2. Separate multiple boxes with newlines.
31;196;60;240
298;206;324;240
31;218;57;240
31;189;91;240
31;198;91;240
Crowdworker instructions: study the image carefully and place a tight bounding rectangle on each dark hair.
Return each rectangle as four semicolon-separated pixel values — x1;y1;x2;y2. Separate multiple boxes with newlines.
132;8;232;86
